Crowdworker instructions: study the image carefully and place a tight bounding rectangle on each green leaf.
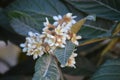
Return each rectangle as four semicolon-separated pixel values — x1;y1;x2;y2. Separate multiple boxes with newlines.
91;59;120;80
64;0;120;21
0;8;14;32
9;11;55;36
54;41;75;66
6;0;69;16
6;0;69;36
97;0;120;12
33;55;60;80
71;15;96;34
9;11;41;36
62;1;86;20
62;57;96;76
79;24;110;39
77;19;116;46
61;0;116;46
65;2;115;45
71;18;86;34
0;8;9;27
77;23;110;45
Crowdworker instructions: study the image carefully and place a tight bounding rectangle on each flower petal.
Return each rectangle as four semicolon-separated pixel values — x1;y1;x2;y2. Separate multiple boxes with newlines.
53;16;59;20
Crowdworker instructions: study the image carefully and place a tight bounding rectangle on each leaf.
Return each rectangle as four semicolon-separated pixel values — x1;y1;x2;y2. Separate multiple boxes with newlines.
71;18;86;34
0;8;14;32
113;22;120;35
97;38;119;66
97;22;120;65
77;19;116;46
91;59;120;80
71;15;96;34
62;2;86;20
6;0;69;17
79;38;106;46
64;0;120;21
101;38;119;57
97;0;120;12
62;0;116;46
6;0;69;36
78;24;110;40
62;57;96;76
33;55;60;80
9;11;42;36
63;0;116;46
79;23;110;39
0;8;9;27
54;41;75;66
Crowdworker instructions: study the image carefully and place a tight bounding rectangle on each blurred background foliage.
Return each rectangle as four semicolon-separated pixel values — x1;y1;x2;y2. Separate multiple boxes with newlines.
0;0;120;80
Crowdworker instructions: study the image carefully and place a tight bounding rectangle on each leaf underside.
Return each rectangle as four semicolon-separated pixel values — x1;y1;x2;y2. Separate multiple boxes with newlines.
91;59;120;80
33;55;60;80
54;41;75;66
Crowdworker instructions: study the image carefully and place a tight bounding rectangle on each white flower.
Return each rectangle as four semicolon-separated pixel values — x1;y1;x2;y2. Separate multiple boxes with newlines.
55;25;64;35
43;17;49;27
44;36;56;47
20;32;45;59
61;23;71;33
53;13;77;27
71;35;81;46
53;15;62;21
61;52;77;68
20;43;25;47
20;43;27;52
53;15;60;26
54;26;67;47
27;41;44;59
65;13;77;24
20;13;82;61
29;47;44;59
43;17;55;33
52;13;77;35
54;35;66;48
68;32;82;46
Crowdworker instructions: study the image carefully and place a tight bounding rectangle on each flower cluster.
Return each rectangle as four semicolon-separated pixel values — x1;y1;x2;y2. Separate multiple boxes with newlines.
20;13;82;67
61;51;78;68
66;52;77;68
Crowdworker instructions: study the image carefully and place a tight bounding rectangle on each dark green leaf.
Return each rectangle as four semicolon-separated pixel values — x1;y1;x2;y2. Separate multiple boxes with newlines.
0;8;9;27
62;57;96;76
54;41;75;66
9;11;41;36
62;0;116;45
77;19;115;45
62;2;86;20
79;24;109;39
71;15;96;34
33;55;60;80
6;0;69;16
9;11;53;36
64;0;120;21
98;0;120;11
0;8;14;32
6;0;69;36
63;2;115;45
91;59;120;80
